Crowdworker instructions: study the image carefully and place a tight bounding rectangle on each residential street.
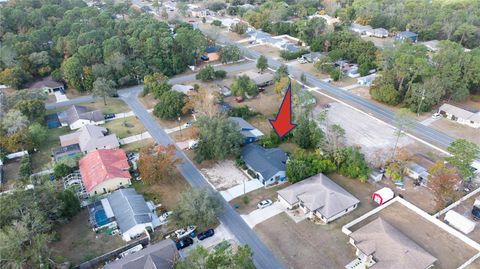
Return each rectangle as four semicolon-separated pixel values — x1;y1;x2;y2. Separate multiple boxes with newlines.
198;25;456;150
119;89;284;269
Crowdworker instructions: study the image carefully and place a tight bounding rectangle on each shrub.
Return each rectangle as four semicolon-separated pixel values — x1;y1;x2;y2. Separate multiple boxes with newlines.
242;195;250;205
370;84;400;105
153;91;186;119
227;105;258;119
196;65;215;81
214;70;227;79
211;20;222;27
329;68;342;81
279;49;309;61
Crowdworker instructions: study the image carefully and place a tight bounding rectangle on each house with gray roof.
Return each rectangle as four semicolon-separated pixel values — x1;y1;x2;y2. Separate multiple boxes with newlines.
348;217;437;269
59;125;119;154
278;173;360;223
107;188;160;241
28;76;64;94
57;105;105;130
105;239;179;269
350;23;372;35
241;144;287;187
395;31;418;43
229;117;264;144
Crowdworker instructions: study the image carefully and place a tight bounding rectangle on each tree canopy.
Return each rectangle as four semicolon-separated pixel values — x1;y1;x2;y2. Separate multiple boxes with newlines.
172;188;224;228
0;0;206;90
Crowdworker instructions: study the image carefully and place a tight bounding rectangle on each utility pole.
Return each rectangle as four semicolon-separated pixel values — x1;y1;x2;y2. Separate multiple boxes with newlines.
416;87;426;117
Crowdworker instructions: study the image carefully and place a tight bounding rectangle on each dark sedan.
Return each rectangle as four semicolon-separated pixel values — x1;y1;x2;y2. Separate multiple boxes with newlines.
197;229;214;240
175;237;193;250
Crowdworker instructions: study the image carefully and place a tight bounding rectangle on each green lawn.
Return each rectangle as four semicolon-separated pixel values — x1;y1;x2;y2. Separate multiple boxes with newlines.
31;127;71;172
47;98;130;114
120;138;154;152
103;117;146;139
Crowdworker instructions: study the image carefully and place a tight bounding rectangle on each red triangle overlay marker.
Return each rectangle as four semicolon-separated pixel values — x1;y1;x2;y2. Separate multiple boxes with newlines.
269;81;296;138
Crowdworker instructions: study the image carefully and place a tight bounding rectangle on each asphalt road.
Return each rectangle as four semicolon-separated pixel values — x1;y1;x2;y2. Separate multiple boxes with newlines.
119;89;284;269
199;25;456;150
45;61;255;110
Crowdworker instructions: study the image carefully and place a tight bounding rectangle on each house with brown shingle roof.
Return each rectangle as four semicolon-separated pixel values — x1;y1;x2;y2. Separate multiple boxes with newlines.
28;76;64;94
79;149;131;195
59;125;119;154
278;173;359;223
348;217;437;269
57;105;105;130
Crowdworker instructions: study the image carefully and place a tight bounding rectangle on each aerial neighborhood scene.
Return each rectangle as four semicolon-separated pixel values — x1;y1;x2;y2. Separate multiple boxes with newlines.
2;0;480;268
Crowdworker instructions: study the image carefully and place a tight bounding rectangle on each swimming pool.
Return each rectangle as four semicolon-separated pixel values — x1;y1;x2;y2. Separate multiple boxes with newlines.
95;209;109;227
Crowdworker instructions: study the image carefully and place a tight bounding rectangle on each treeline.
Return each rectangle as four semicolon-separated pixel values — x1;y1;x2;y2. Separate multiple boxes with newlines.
0;0;206;90
337;0;480;48
371;41;480;112
0;184;80;268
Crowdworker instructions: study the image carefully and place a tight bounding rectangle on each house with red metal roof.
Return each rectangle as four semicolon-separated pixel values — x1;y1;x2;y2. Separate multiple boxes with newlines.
79;149;131;195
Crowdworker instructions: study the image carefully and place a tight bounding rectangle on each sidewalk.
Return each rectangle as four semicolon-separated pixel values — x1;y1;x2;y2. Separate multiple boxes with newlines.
119;131;152;145
220;180;263;202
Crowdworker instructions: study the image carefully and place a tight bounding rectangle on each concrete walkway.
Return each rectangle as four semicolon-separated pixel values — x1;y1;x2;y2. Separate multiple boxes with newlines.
241;202;285;228
220;180;264;202
119;131;152;145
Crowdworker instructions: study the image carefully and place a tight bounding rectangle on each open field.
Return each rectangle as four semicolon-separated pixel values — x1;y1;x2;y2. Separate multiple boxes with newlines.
430;118;480;145
50;210;125;266
103;117;146;139
315;102;415;163
249;44;284;61
350;202;478;269
201;160;250;191
31;127;71;172
0;159;20;190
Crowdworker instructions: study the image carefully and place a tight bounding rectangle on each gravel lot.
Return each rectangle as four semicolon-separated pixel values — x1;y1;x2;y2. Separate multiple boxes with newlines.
201;160;250;191
316;102;414;163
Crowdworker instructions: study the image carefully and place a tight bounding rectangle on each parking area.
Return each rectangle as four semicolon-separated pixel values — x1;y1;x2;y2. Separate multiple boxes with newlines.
349;202;478;269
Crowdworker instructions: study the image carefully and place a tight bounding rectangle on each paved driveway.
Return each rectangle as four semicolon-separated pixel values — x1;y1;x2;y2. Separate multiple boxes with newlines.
241;202;285;228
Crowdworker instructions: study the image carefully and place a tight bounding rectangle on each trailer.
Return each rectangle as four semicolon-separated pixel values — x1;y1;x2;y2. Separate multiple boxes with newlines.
445;210;476;234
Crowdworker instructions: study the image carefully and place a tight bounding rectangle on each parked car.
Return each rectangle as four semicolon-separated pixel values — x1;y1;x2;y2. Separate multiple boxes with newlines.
200;55;209;61
185;121;193;127
257;199;273;209
472;206;480;220
175;237;194;250
175;226;196;239
258;87;265;92
104;113;116;120
197;229;215;240
159;211;173;223
297;57;307;64
432;112;441;119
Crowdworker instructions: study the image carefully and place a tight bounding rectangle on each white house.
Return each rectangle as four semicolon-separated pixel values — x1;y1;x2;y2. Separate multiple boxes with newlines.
357;73;377;86
172;84;194;94
278;173;360;223
348;217;437;269
241;144;287;187
57;105;105;130
107;188;160;241
438;103;480;128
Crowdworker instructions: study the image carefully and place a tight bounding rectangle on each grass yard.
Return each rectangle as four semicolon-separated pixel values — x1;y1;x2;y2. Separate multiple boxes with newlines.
169;126;199;142
131;173;190;211
230;184;287;215
50;210;125;266
0;160;21;191
139;93;157;110
31;127;71;172
103;117;146;139
120;138;155;152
